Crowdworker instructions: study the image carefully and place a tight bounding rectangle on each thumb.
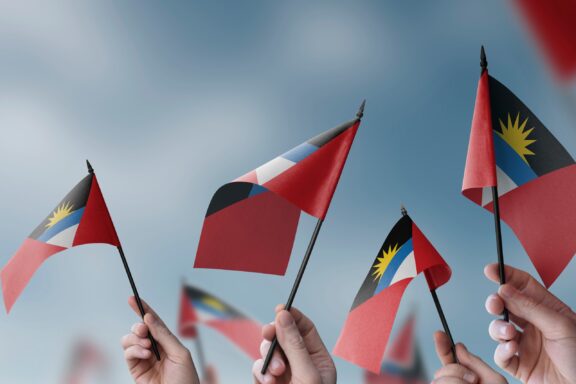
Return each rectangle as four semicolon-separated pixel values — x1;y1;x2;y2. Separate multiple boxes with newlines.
144;312;188;359
499;284;570;339
275;310;319;380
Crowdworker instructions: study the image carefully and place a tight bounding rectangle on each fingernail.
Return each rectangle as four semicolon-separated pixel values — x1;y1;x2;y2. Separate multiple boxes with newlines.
271;359;282;370
278;311;294;327
464;372;477;383
498;324;509;336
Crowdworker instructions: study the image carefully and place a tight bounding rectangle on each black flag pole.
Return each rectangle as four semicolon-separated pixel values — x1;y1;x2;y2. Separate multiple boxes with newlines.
480;47;510;322
261;100;365;374
87;160;161;360
400;206;458;363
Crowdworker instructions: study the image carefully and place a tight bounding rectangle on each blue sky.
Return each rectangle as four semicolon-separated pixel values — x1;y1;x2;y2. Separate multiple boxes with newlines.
0;1;574;383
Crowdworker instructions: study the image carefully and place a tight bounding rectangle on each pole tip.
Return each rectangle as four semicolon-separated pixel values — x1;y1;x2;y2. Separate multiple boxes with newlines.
480;45;488;72
400;204;408;216
356;99;366;119
86;160;94;174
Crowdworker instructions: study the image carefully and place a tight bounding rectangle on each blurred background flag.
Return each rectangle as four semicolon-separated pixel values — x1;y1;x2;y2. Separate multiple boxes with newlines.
194;102;363;275
462;49;576;287
62;339;108;384
333;210;452;373
178;282;262;360
512;0;576;81
1;161;120;313
364;311;428;384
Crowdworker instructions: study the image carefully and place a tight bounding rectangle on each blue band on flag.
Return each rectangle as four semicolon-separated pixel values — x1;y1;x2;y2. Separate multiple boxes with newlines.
37;208;85;243
282;143;318;163
493;133;537;187
375;239;414;295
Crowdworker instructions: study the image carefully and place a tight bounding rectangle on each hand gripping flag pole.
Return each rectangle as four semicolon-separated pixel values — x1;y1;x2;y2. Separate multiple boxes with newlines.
87;161;161;360
400;206;458;364
261;102;365;374
480;47;510;323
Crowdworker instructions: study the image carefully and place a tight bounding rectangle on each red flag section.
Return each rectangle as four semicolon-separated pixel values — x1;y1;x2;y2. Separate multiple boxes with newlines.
1;172;120;313
514;0;576;80
333;216;451;374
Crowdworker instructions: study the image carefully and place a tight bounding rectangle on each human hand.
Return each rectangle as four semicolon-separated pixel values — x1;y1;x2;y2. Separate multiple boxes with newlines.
121;296;199;384
433;331;507;384
485;264;576;383
201;365;218;384
252;305;336;384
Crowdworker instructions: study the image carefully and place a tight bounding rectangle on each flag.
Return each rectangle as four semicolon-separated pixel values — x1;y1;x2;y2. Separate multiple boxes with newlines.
179;284;262;359
333;214;451;373
364;312;428;384
64;340;107;384
462;69;576;287
1;170;120;313
194;108;361;275
513;0;576;80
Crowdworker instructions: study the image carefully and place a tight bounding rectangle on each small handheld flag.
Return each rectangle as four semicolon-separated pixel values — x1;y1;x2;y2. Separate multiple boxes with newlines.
333;209;452;373
1;161;160;360
364;311;428;384
195;101;363;276
462;47;576;288
179;283;262;360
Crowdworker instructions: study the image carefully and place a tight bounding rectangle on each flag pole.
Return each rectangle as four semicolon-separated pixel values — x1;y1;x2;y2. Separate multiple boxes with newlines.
261;100;366;374
480;47;510;322
194;330;208;379
400;206;458;363
86;161;161;361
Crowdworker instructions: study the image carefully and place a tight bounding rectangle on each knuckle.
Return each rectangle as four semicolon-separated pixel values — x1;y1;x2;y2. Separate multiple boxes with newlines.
285;330;306;350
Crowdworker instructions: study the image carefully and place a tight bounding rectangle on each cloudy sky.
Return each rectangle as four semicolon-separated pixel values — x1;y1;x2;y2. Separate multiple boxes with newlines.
0;1;574;383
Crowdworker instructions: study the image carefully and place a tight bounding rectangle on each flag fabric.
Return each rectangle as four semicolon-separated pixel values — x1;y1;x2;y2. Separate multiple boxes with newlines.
179;284;262;359
333;214;451;373
462;70;576;287
513;0;576;80
64;340;107;384
194;112;361;275
1;172;120;313
364;312;428;384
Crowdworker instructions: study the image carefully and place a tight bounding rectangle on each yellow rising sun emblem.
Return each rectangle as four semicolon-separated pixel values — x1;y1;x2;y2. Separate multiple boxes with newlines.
372;243;399;282
46;202;74;228
497;113;536;164
202;297;226;312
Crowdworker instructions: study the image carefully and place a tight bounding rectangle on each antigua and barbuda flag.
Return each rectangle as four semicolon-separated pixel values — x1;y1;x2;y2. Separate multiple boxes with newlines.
462;68;576;287
364;312;428;384
333;214;451;374
179;283;262;359
194;103;363;275
1;164;120;313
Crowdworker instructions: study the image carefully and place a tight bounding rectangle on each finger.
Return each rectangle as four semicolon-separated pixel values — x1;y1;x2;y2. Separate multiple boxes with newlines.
262;322;276;342
434;364;478;383
455;343;507;382
498;284;575;340
434;331;456;365
143;313;189;359
124;345;152;361
274;310;319;379
494;341;519;374
131;322;150;338
488;320;519;342
259;340;285;376
432;378;469;384
484;264;571;315
121;333;152;349
252;359;276;384
286;307;330;357
485;294;528;328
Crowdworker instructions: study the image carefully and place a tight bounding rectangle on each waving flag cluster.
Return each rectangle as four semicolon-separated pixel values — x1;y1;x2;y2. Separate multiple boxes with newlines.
1;170;120;313
462;69;576;287
333;214;451;373
179;284;262;359
194;108;361;275
364;312;428;384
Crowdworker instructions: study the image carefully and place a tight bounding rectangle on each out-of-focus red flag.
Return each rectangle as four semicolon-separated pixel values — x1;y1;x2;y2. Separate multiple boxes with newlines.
514;0;576;80
179;284;262;359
